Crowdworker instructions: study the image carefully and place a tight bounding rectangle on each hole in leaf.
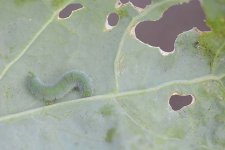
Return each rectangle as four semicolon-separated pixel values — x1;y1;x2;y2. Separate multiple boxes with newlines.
129;0;151;9
58;3;83;19
120;0;129;4
108;13;119;26
134;0;210;53
169;94;194;111
105;12;119;30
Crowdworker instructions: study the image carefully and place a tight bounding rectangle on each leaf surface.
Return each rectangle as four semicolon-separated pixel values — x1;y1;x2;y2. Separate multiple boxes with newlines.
0;0;224;149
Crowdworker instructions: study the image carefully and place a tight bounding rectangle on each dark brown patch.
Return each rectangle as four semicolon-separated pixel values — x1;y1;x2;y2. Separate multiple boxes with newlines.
135;0;210;52
169;94;193;111
108;13;119;26
58;3;83;19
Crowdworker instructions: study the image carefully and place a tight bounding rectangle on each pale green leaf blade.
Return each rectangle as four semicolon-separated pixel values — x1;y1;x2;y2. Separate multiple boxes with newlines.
0;78;224;149
0;0;224;149
0;0;135;116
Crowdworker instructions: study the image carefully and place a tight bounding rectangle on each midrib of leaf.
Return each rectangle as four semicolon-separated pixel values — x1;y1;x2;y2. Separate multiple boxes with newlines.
0;0;74;81
114;0;187;91
113;98;153;136
0;73;224;122
114;98;178;140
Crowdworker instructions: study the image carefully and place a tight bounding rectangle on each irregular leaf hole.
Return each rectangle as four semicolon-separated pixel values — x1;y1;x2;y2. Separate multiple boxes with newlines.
105;13;119;30
129;0;151;10
117;0;151;11
169;94;194;111
58;3;83;19
120;0;129;4
134;0;210;54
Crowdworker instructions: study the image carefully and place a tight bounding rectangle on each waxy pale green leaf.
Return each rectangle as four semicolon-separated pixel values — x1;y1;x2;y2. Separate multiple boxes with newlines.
0;0;224;149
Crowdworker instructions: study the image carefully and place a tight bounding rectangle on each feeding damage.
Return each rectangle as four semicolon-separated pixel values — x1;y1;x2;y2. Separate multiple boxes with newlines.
105;12;119;30
129;0;151;11
133;0;210;54
116;0;151;11
58;3;83;19
169;93;194;111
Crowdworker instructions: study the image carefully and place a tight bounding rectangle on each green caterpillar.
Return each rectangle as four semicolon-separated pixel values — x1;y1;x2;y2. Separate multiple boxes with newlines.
26;70;93;103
